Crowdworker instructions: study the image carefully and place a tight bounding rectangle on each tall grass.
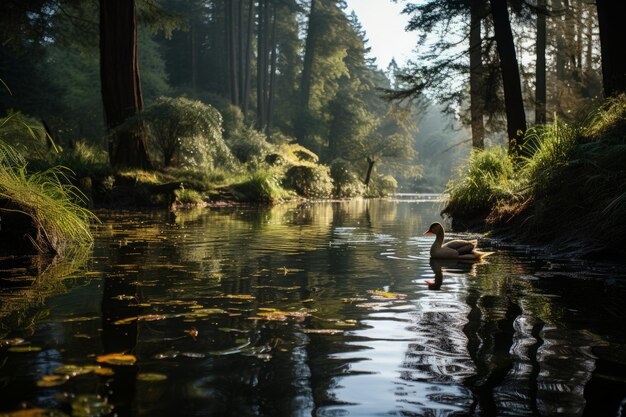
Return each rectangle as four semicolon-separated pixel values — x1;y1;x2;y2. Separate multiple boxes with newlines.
0;141;97;254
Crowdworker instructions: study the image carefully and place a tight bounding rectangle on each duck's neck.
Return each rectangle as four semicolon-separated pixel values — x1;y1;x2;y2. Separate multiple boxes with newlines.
432;230;444;249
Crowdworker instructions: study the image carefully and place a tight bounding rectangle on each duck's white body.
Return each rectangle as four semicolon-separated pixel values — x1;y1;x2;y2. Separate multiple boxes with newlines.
425;222;492;260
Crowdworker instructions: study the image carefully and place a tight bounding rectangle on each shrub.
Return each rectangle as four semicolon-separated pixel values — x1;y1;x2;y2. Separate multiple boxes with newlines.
232;169;287;203
126;96;237;171
330;159;364;197
284;164;333;198
226;126;274;167
365;174;398;197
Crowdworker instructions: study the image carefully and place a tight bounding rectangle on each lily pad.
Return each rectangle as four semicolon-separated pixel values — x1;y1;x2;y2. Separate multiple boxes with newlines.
36;375;69;388
8;346;42;353
137;373;168;382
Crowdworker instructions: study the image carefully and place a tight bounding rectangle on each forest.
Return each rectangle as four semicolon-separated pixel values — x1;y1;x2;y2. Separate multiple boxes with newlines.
1;0;624;258
2;1;626;416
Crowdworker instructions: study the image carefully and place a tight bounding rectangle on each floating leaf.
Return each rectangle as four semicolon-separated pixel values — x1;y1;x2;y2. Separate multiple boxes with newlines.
62;316;99;323
8;346;42;353
367;290;407;299
94;367;114;376
54;365;97;376
341;298;368;303
0;338;25;346
0;408;69;417
137;373;167;382
217;294;256;301
36;375;69;388
96;353;137;366
71;394;113;417
111;295;136;301
184;327;198;338
254;310;311;322
302;329;344;335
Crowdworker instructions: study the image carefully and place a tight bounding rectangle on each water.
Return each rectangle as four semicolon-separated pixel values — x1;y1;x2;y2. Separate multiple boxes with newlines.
1;197;625;417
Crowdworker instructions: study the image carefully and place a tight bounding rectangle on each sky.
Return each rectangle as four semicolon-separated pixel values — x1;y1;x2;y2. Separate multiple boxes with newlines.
344;0;417;69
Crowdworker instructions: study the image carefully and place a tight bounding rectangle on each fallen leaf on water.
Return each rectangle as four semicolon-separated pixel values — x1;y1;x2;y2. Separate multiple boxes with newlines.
367;290;407;299
0;338;25;346
355;302;394;311
301;299;315;303
301;329;344;335
340;297;368;303
253;310;311;322
96;353;137;366
61;316;100;323
0;408;69;417
36;375;69;387
8;346;42;353
184;327;198;338
137;373;167;382
54;365;97;376
216;294;256;301
111;295;136;301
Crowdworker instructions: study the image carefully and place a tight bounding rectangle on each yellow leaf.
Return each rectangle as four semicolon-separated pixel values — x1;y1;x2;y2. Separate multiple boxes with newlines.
36;375;69;387
367;290;407;299
96;353;137;366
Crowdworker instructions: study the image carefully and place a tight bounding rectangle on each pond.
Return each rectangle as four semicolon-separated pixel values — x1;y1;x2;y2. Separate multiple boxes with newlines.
1;196;625;417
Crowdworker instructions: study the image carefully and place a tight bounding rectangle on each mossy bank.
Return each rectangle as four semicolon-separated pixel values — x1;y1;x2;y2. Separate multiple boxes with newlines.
443;96;626;259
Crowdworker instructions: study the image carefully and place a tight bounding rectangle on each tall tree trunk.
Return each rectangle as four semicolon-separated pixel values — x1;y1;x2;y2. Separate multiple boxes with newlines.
99;0;151;169
585;5;593;73
489;0;527;154
265;3;278;138
256;0;266;128
191;16;197;92
469;0;485;149
242;0;254;120
596;0;626;97
295;0;319;144
535;0;547;124
238;0;245;105
554;0;567;81
364;157;375;187
228;0;239;105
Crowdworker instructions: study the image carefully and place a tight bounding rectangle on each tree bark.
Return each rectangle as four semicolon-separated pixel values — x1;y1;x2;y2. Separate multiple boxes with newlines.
256;0;266;128
227;0;239;106
364;157;375;187
535;0;547;124
489;0;527;154
469;0;485;149
295;0;319;144
596;0;626;97
266;3;278;138
99;0;151;169
242;0;254;120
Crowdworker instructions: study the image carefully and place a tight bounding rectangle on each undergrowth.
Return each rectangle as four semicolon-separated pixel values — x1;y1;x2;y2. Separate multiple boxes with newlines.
443;95;626;257
0;141;96;255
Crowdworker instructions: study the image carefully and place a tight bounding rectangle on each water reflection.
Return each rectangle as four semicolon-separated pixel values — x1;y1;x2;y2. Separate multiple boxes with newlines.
1;200;626;417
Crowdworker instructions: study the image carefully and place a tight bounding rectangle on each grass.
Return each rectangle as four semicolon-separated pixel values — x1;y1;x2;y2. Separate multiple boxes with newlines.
0;141;97;255
231;169;291;203
443;95;626;257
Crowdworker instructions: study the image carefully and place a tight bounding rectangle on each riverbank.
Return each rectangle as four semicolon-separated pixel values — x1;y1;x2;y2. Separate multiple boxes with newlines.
442;96;626;259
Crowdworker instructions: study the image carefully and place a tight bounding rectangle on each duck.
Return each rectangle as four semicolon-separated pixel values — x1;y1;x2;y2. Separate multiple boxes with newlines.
423;222;493;260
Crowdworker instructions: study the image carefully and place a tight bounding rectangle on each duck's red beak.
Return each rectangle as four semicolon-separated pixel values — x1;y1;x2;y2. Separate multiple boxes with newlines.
423;231;433;235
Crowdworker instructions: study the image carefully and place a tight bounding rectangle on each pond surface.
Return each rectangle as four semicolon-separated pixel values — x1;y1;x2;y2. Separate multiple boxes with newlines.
1;196;626;417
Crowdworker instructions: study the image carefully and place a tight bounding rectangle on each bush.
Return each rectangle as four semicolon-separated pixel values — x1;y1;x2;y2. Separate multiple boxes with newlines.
365;174;398;197
126;96;238;171
284;164;333;198
330;159;364;197
232;169;288;203
226;126;274;167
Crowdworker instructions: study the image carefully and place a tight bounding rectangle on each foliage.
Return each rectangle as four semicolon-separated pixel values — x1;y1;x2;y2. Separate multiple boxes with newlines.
0;111;54;160
444;96;626;256
284;164;333;198
0;141;96;255
225;125;274;167
232;169;289;203
365;174;398;198
442;146;515;222
133;96;237;170
330;159;364;198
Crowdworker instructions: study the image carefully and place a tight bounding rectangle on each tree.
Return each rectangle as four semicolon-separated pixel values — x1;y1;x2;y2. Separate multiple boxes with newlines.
99;0;151;168
469;0;486;148
489;0;526;153
596;0;626;97
535;0;547;124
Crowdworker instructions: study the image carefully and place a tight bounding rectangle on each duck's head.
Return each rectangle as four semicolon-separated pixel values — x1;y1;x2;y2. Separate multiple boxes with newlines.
424;222;444;236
